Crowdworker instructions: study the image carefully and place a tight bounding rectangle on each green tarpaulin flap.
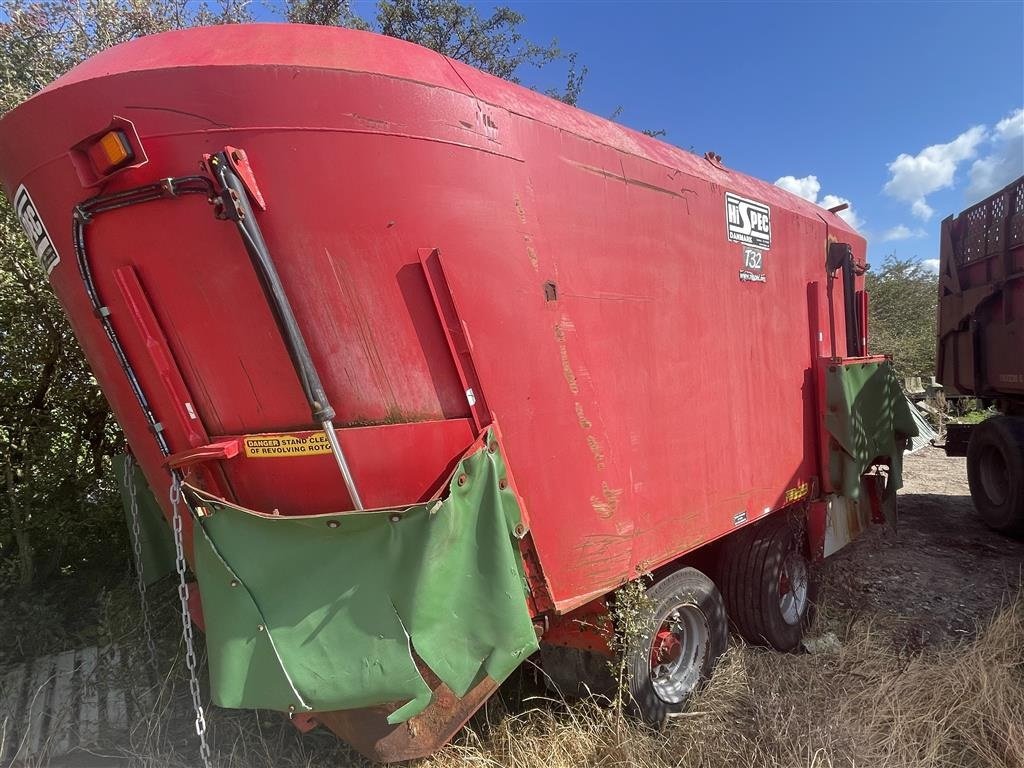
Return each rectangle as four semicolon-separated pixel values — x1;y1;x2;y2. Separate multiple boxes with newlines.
824;360;919;501
188;431;539;723
114;455;175;585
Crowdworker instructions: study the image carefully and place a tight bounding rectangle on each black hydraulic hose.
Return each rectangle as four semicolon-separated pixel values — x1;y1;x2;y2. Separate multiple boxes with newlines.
208;154;335;424
841;257;861;357
74;176;216;457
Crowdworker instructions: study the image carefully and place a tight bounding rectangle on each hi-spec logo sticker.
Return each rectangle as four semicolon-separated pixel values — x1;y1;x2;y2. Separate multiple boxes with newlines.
14;185;60;276
244;432;332;458
726;192;771;250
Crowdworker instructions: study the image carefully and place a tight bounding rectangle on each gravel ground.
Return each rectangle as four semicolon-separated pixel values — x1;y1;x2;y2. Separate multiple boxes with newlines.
819;446;1023;648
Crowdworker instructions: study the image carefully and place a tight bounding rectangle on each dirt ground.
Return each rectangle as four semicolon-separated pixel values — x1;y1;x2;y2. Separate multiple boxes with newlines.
819;446;1023;647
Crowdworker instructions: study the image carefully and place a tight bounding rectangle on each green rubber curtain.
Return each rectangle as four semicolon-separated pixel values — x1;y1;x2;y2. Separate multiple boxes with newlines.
187;432;538;723
823;360;920;501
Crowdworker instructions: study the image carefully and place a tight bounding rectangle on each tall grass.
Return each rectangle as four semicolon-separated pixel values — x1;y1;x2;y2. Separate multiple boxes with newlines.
6;591;1021;767
422;595;1023;768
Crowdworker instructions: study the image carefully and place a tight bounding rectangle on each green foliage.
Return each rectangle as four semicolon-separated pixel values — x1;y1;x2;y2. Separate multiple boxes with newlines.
286;0;586;105
0;0;250;588
866;255;939;380
608;575;654;720
376;0;560;81
286;0;368;28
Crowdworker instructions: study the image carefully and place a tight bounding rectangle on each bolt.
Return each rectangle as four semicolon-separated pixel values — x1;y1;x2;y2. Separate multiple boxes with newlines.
229;579;238;588
257;624;265;632
327;520;340;529
288;705;295;713
499;479;508;490
457;474;468;487
389;514;402;523
488;441;499;454
513;523;527;538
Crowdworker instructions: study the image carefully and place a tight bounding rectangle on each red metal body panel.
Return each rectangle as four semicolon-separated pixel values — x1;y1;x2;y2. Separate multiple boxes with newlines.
0;25;865;615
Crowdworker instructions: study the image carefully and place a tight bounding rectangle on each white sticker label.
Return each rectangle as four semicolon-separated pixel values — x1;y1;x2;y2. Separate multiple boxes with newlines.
726;192;771;250
14;185;60;275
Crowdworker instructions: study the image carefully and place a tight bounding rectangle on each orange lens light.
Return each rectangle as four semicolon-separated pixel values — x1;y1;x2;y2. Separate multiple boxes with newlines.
87;130;134;174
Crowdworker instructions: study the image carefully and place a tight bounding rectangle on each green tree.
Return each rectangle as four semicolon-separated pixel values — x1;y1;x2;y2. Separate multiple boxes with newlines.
287;0;586;105
866;255;939;380
0;0;249;586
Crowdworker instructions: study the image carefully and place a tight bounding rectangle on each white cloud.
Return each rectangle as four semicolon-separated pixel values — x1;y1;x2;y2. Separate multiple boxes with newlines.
820;194;863;230
911;199;934;221
775;174;821;202
921;258;940;274
967;108;1024;201
881;224;927;242
773;174;863;230
884;125;987;220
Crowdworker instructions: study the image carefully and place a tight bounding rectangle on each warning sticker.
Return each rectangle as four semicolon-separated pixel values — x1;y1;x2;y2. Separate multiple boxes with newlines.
14;185;60;275
244;432;332;458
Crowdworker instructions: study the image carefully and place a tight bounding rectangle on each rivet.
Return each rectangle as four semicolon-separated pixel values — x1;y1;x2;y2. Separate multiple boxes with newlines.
327;520;340;529
488;441;499;454
229;579;238;588
513;523;527;538
287;705;295;713
389;514;402;523
498;479;508;490
457;474;468;487
257;624;265;632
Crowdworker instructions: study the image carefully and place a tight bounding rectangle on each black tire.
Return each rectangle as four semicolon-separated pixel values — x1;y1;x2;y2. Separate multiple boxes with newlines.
966;416;1024;538
625;567;727;726
719;513;814;651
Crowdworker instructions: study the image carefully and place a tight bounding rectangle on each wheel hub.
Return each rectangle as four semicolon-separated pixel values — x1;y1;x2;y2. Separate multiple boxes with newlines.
778;550;809;626
649;603;709;704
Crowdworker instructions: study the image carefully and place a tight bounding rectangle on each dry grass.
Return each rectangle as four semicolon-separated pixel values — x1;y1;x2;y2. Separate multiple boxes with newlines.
419;594;1023;768
93;591;1022;768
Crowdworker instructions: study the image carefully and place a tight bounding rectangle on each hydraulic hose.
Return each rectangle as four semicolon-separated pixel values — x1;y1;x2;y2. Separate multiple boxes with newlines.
209;153;363;509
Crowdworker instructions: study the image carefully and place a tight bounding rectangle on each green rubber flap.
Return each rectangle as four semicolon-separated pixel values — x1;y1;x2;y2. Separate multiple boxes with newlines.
824;360;920;501
114;455;175;585
189;433;538;723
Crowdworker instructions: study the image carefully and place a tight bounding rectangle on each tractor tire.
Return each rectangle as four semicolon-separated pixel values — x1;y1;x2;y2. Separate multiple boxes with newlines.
719;514;814;651
966;416;1024;538
624;567;727;726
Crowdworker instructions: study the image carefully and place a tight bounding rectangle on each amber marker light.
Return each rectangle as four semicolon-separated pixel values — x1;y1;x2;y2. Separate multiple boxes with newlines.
87;130;134;174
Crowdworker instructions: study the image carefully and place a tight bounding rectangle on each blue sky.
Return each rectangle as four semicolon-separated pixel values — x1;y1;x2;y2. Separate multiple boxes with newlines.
347;0;1024;271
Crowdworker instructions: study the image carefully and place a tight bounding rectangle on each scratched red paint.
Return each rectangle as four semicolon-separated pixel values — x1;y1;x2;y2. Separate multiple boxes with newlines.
0;25;866;618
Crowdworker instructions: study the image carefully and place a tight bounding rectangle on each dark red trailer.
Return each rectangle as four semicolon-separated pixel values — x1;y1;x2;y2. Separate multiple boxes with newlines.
936;176;1024;536
0;24;915;763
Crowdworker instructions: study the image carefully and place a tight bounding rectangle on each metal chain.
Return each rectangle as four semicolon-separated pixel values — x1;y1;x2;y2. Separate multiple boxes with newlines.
124;455;158;671
170;473;213;768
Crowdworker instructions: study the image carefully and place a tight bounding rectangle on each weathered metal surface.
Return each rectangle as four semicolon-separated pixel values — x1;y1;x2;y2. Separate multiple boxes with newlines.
0;23;866;611
315;676;499;763
0;24;885;759
936;175;1024;402
0;646;140;764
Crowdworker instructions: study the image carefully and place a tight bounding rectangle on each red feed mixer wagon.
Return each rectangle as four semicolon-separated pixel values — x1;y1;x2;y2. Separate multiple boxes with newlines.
0;24;916;762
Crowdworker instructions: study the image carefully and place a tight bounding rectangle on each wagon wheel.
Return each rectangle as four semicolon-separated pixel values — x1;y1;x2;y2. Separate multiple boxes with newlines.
625;567;728;725
719;513;815;651
966;416;1024;538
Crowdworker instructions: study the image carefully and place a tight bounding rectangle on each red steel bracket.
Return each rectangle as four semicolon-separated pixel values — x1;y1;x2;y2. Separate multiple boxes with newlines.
167;439;242;470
